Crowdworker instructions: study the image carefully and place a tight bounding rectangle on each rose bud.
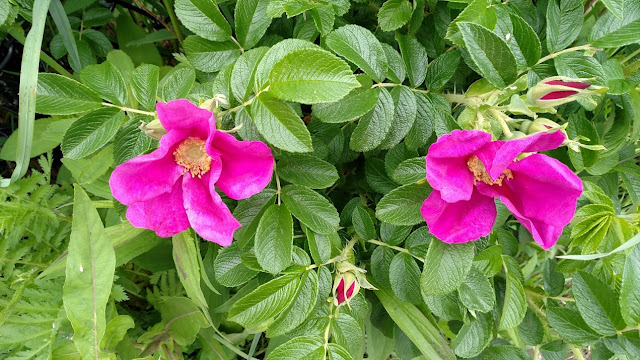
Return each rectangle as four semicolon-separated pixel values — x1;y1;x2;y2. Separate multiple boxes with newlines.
527;77;595;108
333;272;360;307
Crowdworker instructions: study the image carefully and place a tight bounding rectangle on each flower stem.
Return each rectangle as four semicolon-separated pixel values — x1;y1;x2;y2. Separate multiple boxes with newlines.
102;102;156;116
367;239;425;263
230;36;245;53
274;167;281;205
536;45;597;65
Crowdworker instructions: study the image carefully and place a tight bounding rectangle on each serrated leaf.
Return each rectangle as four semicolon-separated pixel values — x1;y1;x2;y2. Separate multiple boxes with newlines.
396;33;428;87
313;87;380;124
352;206;376;241
494;10;541;69
267;270;319;337
251;92;313;152
547;306;600;345
130;64;159;111
381;43;406;83
378;0;412;32
268;48;360;104
572;271;625;336
63;185;115;359
113;116;154;165
445;0;497;47
451;312;493;358
326;24;388;82
228;272;300;329
350;87;394;152
233;189;277;247
172;231;208;311
255;204;293;274
281;184;339;235
100;315;134;351
425;49;461;91
546;0;583;52
161;67;196;101
391;157;426;185
183;36;241;73
235;0;272;49
590;3;640;48
389;252;422;304
421;240;474;297
79;61;127;106
61;107;125;159
375;182;431;226
175;0;232;42
379;85;417;149
621;245;640;326
231;47;269;103
36;73;102;115
458;22;517;88
265;336;325;360
214;243;259;287
499;270;526;330
517;310;544;346
458;267;495;313
332;313;364;359
277;154;339;189
254;39;319;89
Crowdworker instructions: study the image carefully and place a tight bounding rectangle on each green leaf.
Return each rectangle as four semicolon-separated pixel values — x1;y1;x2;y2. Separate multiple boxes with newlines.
572;271;625;335
79;61;127;106
602;0;625;20
265;336;325;360
458;267;495;313
621;245;640;326
267;270;319;337
391;157;426;185
231;47;269;103
235;0;272;49
35;73;102;115
172;231;208;312
378;0;412;32
404;92;438;150
175;0;232;41
313;87;380;124
396;33;428;87
281;184;340;235
451;312;493;358
421;241;475;297
517;310;544;346
547;306;600;345
228;272;300;329
183;36;241;73
543;258;565;297
458;22;518;88
546;0;582;52
49;0;82;71
161;67;196;101
100;315;134;351
255;204;293;274
366;157;399;194
499;268;526;330
425;49;461;91
375;182;431;226
379;85;417;149
332;313;364;359
268;48;360;104
326;25;388;82
0;117;75;161
61;107;125;159
251;92;313;152
374;283;456;359
382;43;406;83
445;0;497;47
130;64;159;111
126;28;176;46
277;154;339;189
481;345;531;360
214;242;259;287
494;10;541;69
63;185;116;359
254;39;319;90
113;115;154;165
590;7;640;48
352;206;376;241
160;297;208;346
389;252;422;304
306;230;336;264
350;87;394;152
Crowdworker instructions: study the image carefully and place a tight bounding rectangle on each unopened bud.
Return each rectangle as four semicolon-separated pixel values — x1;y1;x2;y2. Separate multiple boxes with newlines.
333;272;359;306
139;119;167;140
527;77;595;108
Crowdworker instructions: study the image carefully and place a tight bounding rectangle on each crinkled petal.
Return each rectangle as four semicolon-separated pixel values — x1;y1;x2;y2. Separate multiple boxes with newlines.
125;180;189;237
110;130;184;204
477;154;582;249
182;172;241;246
156;99;214;139
207;131;274;200
421;189;496;244
488;130;566;180
426;129;492;202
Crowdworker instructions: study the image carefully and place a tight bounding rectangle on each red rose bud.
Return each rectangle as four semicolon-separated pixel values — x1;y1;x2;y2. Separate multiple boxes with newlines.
527;77;596;108
333;272;359;306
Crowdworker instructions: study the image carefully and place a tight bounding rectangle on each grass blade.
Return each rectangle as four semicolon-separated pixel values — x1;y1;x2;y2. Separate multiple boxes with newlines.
48;0;82;71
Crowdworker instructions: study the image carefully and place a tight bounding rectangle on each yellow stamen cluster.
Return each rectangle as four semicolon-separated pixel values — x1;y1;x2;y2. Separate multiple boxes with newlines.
467;156;513;186
173;137;212;178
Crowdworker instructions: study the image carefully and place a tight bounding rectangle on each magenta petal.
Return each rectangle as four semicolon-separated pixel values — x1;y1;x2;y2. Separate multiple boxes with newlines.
126;180;190;237
540;90;578;100
544;80;590;89
110;130;184;204
426;130;492;202
477;154;582;249
208;131;274;200
182;173;241;246
421;189;496;244
488;130;566;180
156;100;214;139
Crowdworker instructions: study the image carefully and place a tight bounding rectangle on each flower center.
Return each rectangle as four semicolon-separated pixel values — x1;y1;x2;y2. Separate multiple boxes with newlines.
173;137;212;178
467;156;513;186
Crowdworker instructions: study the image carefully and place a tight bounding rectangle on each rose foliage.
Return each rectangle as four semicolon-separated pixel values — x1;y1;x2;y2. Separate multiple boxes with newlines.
2;0;640;359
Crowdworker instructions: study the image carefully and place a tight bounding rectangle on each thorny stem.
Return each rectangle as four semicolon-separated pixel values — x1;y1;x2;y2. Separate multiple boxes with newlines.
306;255;346;270
274;167;281;205
525;288;575;302
162;0;183;43
536;45;597;65
569;344;586;360
102;102;156;116
323;301;336;359
367;239;425;263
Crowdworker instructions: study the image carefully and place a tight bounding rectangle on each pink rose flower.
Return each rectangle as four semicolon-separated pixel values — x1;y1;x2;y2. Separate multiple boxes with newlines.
421;129;582;249
109;99;274;246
